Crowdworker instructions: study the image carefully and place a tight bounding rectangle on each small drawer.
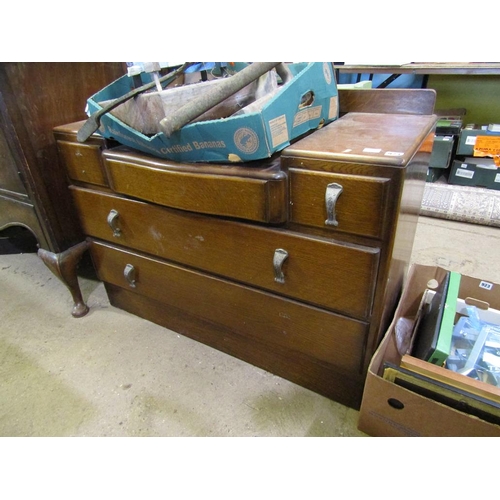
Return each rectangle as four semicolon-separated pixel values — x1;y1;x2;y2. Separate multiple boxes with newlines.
72;187;380;320
90;240;370;373
57;140;108;187
289;168;390;239
102;148;287;224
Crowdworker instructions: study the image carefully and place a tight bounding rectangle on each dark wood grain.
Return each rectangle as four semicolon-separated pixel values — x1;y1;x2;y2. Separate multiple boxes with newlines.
339;88;436;115
0;62;124;251
106;283;367;408
51;87;437;409
91;240;369;372
288;168;390;239
71;186;380;319
103;150;287;224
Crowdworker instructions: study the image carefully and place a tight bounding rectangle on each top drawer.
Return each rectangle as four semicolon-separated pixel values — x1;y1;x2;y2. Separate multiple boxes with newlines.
282;112;437;239
289;168;390;239
56;140;109;187
54;121;112;187
102;148;287;224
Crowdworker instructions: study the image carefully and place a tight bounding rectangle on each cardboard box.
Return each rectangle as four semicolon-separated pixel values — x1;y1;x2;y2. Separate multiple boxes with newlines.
429;135;455;169
357;263;500;436
426;167;444;183
426;166;449;183
84;62;339;163
448;158;500;190
457;124;500;156
435;117;463;136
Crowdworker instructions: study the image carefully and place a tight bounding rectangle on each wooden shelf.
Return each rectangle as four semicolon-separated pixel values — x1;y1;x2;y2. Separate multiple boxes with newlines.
335;63;500;76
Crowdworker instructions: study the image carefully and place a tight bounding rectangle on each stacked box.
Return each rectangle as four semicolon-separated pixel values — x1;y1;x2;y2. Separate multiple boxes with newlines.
448;157;500;190
427;135;455;182
447;123;500;189
457;124;500;156
427;113;464;183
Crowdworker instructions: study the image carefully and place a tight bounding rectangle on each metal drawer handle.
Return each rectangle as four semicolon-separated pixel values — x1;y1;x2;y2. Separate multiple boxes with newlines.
123;264;137;288
325;183;343;227
107;209;121;237
273;248;289;284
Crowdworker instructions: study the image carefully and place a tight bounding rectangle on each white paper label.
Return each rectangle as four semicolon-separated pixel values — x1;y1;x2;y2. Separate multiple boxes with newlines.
479;281;493;290
465;136;477;146
293;106;322;128
456;168;474;179
269;115;289;148
363;148;382;153
385;151;404;157
293;109;310;128
329;96;338;119
496;173;500;183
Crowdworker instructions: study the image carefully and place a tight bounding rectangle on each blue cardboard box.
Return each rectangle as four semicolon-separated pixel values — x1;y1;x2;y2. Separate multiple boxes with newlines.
84;62;339;163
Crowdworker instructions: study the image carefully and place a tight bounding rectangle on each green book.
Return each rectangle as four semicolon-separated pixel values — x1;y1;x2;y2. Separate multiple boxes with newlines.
431;271;461;365
412;271;461;366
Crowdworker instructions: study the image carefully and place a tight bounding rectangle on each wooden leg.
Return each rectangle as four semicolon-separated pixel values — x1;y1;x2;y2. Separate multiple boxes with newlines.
38;240;91;318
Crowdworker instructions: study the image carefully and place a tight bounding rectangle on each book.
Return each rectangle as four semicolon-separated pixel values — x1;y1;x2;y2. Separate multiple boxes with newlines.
411;271;449;363
400;354;500;405
411;271;461;366
383;362;500;426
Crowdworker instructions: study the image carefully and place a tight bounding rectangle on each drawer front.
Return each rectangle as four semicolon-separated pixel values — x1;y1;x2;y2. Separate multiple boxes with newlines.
289;168;390;239
73;187;380;319
103;156;286;224
90;240;369;373
57;140;108;187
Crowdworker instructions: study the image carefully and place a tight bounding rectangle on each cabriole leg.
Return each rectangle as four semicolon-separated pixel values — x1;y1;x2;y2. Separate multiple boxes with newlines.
38;240;91;318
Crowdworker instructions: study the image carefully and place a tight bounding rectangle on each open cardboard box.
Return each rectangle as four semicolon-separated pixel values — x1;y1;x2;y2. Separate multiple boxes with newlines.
84;62;339;163
358;263;500;437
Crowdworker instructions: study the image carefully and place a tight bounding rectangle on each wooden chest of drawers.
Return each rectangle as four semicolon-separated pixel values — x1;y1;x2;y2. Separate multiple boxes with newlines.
50;110;436;409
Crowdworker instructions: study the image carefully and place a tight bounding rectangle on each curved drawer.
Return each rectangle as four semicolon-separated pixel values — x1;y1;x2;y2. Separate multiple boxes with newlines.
289;168;390;239
102;148;287;224
72;187;380;320
90;240;370;373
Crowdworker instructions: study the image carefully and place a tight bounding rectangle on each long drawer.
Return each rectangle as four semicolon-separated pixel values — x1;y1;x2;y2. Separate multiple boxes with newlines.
72;187;380;319
90;240;370;373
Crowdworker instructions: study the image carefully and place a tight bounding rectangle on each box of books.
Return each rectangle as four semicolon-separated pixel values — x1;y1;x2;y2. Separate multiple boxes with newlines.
358;263;500;437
